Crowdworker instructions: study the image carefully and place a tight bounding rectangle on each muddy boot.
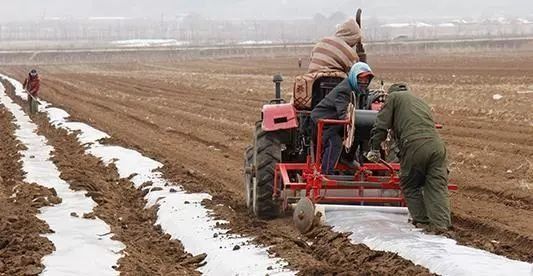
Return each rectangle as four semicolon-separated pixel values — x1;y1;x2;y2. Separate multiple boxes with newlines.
413;221;430;230
418;224;455;238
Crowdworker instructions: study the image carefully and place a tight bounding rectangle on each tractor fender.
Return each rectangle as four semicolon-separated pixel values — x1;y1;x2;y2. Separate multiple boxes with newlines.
261;103;298;131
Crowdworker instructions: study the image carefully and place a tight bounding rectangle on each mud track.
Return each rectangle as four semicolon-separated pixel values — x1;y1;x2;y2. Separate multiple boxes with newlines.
2;50;532;271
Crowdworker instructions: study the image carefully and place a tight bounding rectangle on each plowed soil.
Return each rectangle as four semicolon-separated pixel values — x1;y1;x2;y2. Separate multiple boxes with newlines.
1;49;532;273
0;106;55;275
3;82;202;275
1;76;432;276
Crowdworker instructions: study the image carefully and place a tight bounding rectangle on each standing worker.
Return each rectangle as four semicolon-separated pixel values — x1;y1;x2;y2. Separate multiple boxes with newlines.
311;62;374;174
23;69;41;114
366;83;452;232
298;57;302;69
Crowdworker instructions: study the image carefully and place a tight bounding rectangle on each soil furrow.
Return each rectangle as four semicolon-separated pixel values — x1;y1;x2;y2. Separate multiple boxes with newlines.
0;105;55;275
2;50;532;270
4;81;202;275
452;212;533;262
42;77;254;144
4;83;435;275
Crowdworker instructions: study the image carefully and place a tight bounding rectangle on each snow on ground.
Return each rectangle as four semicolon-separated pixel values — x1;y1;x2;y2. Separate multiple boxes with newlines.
111;39;190;47
326;208;533;276
1;74;294;276
238;40;274;45
381;22;433;28
0;82;124;276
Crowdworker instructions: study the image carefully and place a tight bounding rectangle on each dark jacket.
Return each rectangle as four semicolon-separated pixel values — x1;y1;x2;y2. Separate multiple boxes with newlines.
370;90;439;153
311;78;352;123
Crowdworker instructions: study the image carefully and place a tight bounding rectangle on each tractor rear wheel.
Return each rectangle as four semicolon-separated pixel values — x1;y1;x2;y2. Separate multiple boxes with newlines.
252;122;281;218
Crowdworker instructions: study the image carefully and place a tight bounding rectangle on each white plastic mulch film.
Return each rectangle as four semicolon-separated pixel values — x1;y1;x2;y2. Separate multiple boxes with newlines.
0;74;293;276
325;207;533;276
0;82;124;276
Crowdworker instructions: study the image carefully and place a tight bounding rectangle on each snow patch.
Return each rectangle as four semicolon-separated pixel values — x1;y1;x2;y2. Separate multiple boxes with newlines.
111;39;189;47
238;40;274;45
89;17;128;21
438;23;456;27
381;22;432;28
381;23;411;28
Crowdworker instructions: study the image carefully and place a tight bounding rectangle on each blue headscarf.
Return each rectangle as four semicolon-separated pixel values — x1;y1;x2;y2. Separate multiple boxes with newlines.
348;62;373;92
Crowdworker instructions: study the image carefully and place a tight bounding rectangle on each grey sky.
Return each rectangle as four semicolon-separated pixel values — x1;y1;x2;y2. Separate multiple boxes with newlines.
1;0;532;22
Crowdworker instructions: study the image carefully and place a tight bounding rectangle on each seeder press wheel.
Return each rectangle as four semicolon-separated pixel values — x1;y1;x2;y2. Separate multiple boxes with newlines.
293;197;316;233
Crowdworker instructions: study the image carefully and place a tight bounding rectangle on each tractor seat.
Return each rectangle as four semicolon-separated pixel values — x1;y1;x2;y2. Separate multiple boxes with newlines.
292;70;346;110
311;76;344;109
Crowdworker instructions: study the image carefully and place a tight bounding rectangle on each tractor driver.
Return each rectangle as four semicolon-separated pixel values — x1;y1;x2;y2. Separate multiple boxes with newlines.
366;83;452;232
311;62;374;175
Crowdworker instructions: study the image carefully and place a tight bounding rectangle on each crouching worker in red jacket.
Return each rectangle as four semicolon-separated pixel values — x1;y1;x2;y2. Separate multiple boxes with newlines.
23;69;41;114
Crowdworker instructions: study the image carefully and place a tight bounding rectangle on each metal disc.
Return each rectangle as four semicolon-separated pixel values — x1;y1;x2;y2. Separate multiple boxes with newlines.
293;197;315;233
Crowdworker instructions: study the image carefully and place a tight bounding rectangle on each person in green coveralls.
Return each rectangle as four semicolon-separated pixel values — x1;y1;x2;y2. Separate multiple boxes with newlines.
366;83;451;232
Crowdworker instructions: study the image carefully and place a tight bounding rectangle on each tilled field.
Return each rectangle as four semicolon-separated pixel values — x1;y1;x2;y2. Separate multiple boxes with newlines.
16;94;202;275
0;106;55;275
0;80;429;276
1;49;532;274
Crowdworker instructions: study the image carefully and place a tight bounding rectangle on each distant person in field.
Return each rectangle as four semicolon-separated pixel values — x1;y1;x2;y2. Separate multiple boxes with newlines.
298;58;303;69
23;69;41;114
308;16;364;74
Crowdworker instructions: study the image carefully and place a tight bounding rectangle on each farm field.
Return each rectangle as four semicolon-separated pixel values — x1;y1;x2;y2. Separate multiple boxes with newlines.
1;49;532;274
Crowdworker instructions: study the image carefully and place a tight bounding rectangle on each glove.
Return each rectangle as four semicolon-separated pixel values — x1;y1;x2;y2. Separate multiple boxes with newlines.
365;150;381;163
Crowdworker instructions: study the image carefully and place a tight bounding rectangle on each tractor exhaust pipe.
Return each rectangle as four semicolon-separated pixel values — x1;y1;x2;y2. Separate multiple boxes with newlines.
273;73;283;99
355;8;367;63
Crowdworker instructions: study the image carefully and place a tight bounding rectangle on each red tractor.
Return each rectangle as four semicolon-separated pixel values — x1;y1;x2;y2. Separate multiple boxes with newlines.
243;10;457;232
243;68;458;232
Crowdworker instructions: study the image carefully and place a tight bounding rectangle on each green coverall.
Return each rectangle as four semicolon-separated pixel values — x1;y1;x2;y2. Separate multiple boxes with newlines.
369;87;451;229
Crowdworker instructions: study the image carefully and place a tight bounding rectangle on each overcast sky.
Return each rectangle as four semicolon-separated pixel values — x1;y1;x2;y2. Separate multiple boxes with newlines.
1;0;532;22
